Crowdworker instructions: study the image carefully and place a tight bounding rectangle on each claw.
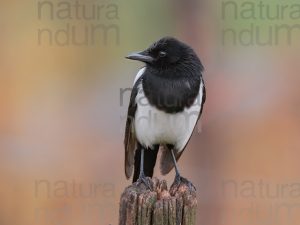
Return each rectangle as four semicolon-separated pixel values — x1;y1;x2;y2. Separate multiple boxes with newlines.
171;175;196;192
135;173;153;190
185;179;196;191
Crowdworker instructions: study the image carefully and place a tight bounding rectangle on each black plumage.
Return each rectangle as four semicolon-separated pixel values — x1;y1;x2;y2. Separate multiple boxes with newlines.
124;37;206;185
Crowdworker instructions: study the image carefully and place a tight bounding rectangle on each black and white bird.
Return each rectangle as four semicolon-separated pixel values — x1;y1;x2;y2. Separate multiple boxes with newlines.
124;37;206;188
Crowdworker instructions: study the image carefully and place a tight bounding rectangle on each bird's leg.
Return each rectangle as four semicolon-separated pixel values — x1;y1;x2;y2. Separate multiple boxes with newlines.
171;149;196;191
171;149;181;183
136;148;152;190
171;149;182;185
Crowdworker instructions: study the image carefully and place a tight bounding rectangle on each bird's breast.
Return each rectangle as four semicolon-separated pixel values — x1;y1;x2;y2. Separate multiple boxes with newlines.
134;82;204;150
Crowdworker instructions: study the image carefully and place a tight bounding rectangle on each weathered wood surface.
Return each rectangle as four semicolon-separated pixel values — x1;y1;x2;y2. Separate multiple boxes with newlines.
119;177;197;225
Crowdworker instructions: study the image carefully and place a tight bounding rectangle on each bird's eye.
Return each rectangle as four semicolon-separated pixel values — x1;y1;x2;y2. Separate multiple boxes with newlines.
158;51;167;57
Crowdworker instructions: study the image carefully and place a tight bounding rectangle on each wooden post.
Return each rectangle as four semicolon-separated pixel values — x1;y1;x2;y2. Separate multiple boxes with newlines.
119;177;197;225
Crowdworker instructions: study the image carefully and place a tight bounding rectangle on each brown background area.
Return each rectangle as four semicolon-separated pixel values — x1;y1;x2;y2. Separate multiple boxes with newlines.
0;0;300;225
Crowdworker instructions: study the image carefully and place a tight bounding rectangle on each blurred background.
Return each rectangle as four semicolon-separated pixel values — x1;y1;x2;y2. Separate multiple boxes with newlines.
0;0;299;224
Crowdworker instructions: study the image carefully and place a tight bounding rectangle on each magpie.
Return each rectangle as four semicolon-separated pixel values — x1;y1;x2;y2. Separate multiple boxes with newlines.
124;37;206;188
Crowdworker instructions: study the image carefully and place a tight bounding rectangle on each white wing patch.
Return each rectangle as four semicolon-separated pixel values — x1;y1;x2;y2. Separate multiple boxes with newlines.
133;67;146;85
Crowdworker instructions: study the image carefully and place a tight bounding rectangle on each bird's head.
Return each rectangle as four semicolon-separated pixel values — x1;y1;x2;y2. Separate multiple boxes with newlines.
126;37;201;71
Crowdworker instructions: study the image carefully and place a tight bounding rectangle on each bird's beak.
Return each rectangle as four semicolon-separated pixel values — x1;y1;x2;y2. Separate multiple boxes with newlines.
126;51;154;63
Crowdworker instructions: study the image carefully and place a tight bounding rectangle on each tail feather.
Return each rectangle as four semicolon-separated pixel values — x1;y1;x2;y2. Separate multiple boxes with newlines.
132;145;159;183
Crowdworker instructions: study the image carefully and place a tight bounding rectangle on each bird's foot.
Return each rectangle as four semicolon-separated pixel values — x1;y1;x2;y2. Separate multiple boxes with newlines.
135;173;153;190
171;174;196;192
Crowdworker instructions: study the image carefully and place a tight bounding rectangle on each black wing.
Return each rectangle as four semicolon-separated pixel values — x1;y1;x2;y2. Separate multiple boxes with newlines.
124;77;142;179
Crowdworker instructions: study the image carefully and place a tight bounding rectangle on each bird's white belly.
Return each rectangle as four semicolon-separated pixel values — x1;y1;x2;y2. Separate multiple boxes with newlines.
134;83;203;151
